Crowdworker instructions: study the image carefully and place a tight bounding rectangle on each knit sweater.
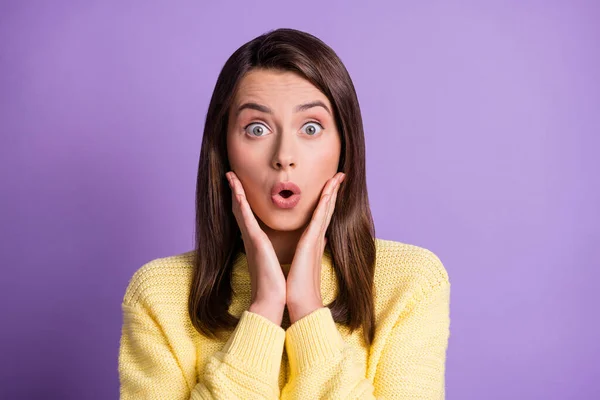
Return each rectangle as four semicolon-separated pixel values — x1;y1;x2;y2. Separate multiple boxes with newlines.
118;238;450;399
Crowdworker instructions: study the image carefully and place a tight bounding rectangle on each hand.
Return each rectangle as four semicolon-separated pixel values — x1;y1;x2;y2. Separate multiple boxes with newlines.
285;172;346;324
226;171;286;324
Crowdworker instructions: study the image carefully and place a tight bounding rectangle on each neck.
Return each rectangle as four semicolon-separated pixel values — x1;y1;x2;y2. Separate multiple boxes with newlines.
238;219;307;276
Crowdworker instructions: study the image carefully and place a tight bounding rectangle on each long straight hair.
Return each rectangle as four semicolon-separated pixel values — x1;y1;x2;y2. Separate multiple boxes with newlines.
190;28;377;345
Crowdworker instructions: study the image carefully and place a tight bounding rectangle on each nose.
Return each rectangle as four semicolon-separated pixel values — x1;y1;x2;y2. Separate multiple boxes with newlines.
274;158;295;170
272;130;296;170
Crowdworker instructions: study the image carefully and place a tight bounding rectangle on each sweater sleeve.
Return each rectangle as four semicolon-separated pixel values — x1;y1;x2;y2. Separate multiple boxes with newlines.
280;281;450;399
118;303;286;399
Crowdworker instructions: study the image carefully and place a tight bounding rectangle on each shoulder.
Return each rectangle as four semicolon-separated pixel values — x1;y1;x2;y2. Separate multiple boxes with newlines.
373;238;449;301
122;249;196;308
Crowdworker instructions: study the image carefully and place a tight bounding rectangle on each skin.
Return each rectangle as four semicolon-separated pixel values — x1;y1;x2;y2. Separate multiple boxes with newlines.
226;68;345;323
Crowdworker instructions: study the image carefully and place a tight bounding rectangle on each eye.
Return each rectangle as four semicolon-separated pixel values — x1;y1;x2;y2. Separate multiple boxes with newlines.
244;122;270;137
301;121;324;136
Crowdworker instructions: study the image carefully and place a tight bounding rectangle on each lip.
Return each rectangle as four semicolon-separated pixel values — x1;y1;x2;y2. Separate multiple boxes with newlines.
271;181;302;209
271;181;302;196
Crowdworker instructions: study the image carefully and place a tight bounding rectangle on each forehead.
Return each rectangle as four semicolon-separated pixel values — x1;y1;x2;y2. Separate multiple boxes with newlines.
233;69;331;107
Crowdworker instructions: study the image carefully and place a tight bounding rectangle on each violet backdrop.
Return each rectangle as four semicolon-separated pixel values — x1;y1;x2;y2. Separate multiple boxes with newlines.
1;1;598;399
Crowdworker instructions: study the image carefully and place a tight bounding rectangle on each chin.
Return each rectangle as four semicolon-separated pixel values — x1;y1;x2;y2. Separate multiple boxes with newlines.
257;210;309;233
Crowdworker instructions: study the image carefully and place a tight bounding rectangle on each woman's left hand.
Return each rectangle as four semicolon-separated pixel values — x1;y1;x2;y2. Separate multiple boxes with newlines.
286;172;346;324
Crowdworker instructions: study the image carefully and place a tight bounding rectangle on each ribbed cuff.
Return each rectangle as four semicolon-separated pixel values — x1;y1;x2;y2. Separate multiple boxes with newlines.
222;310;286;379
285;307;345;375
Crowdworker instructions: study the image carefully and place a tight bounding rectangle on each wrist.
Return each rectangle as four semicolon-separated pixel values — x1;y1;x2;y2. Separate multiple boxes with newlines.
287;299;323;324
248;302;285;326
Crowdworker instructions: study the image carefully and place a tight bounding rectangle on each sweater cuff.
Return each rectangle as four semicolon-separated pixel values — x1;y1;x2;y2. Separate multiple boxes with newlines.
222;310;286;380
285;307;345;375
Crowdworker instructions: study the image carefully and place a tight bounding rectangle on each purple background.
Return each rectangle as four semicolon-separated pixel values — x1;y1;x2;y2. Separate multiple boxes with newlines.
1;1;598;399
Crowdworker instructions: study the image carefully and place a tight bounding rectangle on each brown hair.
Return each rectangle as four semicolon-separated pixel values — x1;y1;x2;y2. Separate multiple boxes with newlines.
190;28;377;345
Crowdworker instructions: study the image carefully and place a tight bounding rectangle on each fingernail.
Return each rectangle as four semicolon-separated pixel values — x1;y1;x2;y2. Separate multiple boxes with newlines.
340;174;346;183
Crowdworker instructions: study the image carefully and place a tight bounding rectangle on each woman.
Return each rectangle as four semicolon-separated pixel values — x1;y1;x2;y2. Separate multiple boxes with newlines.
119;28;450;399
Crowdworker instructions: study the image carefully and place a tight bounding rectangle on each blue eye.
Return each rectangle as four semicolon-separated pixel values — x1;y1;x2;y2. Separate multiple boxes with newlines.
302;122;323;136
245;122;270;137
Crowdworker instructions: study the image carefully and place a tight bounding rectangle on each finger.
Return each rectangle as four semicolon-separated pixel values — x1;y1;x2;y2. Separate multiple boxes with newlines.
322;173;344;220
309;178;336;240
305;192;331;241
321;175;343;236
321;172;344;198
327;178;342;219
228;172;264;240
305;173;344;241
227;172;246;236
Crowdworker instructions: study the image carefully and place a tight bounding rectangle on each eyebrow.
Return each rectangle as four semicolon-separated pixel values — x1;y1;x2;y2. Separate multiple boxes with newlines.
235;100;332;117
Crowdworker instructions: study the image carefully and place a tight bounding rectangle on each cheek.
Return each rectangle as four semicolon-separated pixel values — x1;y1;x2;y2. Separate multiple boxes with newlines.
227;139;266;202
229;144;264;175
228;134;261;175
226;134;243;170
308;140;341;178
301;145;341;208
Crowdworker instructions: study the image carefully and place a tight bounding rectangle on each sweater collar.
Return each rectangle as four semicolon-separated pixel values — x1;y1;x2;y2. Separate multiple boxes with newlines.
231;246;338;306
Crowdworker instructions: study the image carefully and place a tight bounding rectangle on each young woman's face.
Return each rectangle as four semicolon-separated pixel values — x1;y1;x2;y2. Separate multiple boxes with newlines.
226;68;342;232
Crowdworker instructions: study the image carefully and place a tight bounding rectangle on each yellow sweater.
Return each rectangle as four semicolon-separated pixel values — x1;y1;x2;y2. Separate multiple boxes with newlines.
118;238;450;399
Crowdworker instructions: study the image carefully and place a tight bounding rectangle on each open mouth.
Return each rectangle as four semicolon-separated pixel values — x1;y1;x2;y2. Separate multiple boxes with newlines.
279;190;294;199
271;181;301;209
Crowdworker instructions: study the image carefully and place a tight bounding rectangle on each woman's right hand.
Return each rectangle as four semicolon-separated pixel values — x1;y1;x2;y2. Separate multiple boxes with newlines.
226;171;286;325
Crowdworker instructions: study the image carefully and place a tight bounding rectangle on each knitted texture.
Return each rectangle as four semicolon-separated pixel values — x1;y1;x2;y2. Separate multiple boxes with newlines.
118;238;450;399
